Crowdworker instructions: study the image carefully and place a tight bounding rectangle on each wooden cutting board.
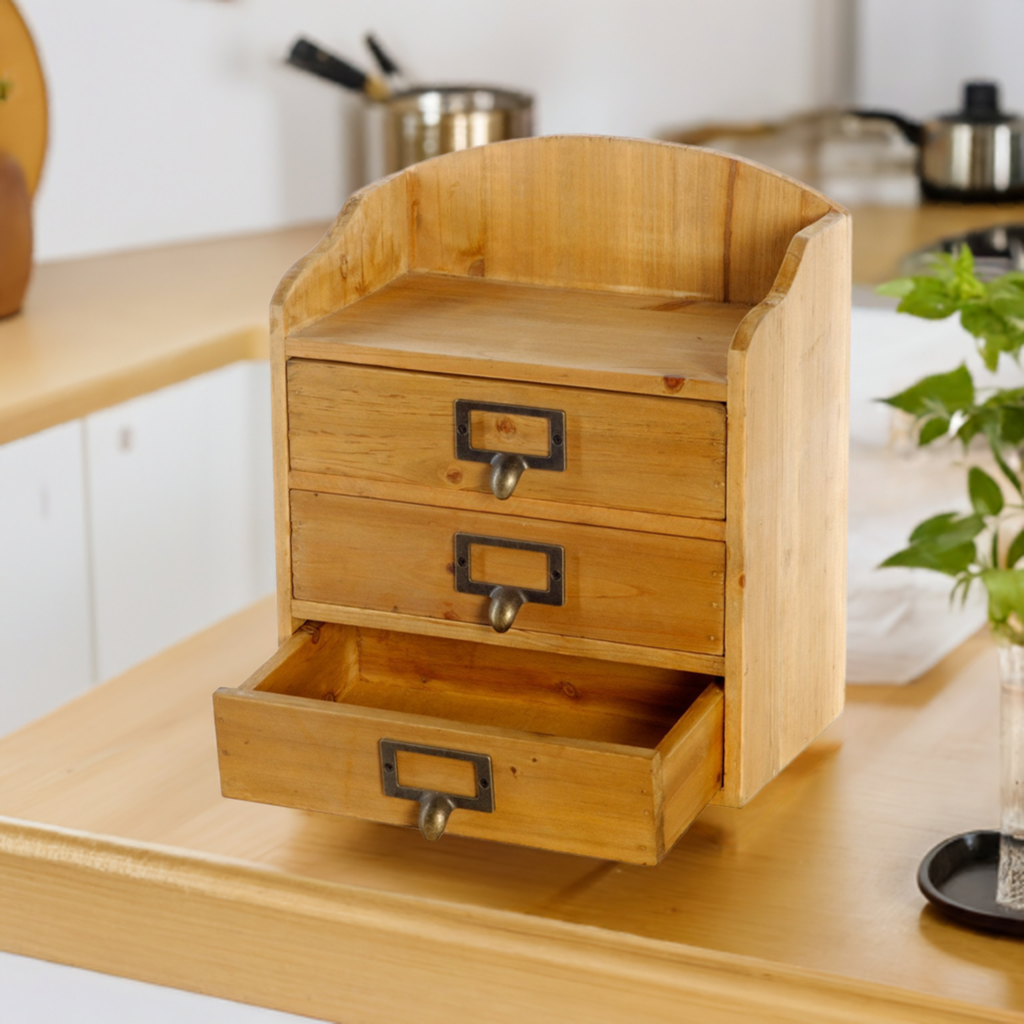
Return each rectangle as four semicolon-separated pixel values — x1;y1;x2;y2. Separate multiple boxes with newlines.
0;0;47;196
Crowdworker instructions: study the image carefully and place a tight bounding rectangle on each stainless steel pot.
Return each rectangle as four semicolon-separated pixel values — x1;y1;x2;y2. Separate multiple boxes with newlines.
853;81;1024;202
382;86;533;174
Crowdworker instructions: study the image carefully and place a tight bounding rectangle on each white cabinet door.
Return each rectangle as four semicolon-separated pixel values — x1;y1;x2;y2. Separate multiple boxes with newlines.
0;421;94;734
86;362;275;682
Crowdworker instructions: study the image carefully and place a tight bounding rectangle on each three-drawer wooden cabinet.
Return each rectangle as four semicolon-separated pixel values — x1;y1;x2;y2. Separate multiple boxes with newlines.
214;136;851;864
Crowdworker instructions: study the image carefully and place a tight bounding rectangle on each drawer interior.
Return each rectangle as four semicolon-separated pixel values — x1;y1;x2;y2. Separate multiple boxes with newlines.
217;621;724;862
249;622;715;750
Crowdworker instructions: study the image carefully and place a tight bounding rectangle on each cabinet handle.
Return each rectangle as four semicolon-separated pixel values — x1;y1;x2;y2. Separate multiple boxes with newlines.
453;399;566;500
489;452;528;500
453;532;565;632
379;739;494;841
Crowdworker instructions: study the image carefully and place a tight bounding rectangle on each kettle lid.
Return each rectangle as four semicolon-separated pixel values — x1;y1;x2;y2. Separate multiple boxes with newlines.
939;80;1018;124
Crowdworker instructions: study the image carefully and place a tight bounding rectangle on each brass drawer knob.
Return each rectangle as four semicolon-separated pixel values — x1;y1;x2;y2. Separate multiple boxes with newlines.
488;585;526;632
489;452;528;500
418;792;456;841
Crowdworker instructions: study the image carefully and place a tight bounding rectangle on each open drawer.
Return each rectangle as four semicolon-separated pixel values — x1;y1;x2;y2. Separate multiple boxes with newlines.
214;622;724;864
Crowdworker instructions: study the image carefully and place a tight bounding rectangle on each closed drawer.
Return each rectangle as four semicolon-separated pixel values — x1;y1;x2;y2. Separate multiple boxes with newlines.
214;622;724;864
290;491;725;655
287;360;726;520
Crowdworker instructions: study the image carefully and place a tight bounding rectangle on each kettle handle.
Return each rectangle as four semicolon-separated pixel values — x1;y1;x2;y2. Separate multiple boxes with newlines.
846;109;923;147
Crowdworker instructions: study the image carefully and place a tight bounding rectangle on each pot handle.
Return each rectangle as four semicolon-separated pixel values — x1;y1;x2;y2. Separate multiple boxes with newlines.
846;109;923;147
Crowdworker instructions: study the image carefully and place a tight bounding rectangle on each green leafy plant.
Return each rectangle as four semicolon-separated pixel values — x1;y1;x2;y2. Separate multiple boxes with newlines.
879;247;1024;643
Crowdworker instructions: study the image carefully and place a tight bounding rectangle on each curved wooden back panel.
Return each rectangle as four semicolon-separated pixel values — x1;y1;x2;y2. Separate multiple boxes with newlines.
273;136;841;336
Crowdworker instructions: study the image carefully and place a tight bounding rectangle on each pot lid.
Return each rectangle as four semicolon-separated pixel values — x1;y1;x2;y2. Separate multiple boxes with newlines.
936;81;1020;126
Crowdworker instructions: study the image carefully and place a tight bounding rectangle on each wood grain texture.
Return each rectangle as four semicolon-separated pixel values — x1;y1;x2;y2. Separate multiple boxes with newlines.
406;136;835;301
720;210;851;807
0;602;1021;1021
288;469;728;541
288;272;742;402
287;359;727;521
215;622;722;863
289;600;727;675
270;137;843;640
290;491;726;654
268;138;849;839
344;625;714;745
0;223;327;446
269;176;409;639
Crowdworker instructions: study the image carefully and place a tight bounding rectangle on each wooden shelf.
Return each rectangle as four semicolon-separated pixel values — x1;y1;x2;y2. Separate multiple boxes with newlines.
289;272;748;402
0;223;327;445
0;598;1016;1022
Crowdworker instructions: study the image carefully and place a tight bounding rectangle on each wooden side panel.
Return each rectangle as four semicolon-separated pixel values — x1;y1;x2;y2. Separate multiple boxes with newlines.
721;211;851;806
409;137;736;299
657;684;724;851
290;492;726;654
271;173;410;338
287;360;727;520
726;162;833;306
269;173;410;640
215;689;664;864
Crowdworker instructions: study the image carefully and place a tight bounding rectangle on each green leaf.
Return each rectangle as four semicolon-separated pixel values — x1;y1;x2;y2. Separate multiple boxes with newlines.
909;512;959;542
908;512;984;547
989;294;1024;321
951;245;986;301
918;416;950;445
876;277;916;298
968;466;1004;516
955;244;975;276
1007;528;1024;569
880;364;974;418
960;303;1020;370
981;568;1024;623
897;276;960;320
955;414;984;447
999;406;1024;446
880;540;976;576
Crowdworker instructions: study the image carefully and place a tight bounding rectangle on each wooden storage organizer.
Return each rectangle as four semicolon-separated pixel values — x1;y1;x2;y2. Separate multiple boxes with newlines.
214;136;851;865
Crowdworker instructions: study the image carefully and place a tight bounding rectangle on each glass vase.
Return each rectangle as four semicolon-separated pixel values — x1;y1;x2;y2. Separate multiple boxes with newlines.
997;640;1024;909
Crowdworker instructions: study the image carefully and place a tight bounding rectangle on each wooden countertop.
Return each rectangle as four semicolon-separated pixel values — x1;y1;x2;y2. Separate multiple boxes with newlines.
0;224;327;445
0;597;1017;1023
852;203;1024;284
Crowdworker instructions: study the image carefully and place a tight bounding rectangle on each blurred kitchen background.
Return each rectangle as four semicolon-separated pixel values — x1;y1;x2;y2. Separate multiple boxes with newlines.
5;0;1024;734
27;0;1024;262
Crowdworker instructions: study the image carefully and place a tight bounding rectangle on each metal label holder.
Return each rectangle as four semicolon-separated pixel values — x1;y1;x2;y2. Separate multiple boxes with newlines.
453;399;566;471
453;533;565;607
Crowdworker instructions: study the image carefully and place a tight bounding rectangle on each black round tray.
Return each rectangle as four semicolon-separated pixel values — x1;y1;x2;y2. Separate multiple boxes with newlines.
918;830;1024;937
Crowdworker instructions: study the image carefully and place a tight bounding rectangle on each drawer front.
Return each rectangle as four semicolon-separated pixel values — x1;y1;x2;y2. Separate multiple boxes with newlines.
213;623;725;864
290;491;725;654
287;360;726;520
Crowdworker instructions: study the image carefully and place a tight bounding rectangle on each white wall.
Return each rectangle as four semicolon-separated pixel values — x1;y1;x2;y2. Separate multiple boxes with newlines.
857;0;1024;117
19;0;847;262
